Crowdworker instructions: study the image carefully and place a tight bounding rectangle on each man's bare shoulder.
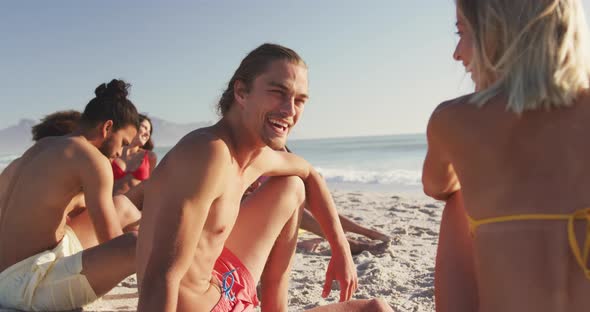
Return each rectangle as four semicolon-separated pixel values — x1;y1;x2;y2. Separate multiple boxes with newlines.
146;128;232;200
0;157;21;178
60;136;111;169
159;128;232;170
14;136;105;171
33;135;90;155
28;136;110;179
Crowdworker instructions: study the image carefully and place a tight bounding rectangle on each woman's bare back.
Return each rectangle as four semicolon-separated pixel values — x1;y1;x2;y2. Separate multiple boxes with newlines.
433;93;590;311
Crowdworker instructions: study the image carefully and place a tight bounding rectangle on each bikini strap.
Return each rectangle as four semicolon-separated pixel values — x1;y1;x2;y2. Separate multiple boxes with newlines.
468;208;590;279
566;208;590;279
468;213;571;237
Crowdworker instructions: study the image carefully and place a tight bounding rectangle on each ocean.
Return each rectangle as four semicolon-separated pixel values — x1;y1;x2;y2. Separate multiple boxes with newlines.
1;133;427;194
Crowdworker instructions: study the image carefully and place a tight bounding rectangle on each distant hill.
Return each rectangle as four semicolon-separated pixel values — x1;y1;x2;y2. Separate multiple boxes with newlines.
0;119;36;154
0;117;212;154
149;117;212;147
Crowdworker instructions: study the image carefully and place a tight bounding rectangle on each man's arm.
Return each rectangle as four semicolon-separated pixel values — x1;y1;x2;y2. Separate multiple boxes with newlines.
125;181;145;210
137;139;229;312
422;103;461;201
259;150;358;301
79;150;124;242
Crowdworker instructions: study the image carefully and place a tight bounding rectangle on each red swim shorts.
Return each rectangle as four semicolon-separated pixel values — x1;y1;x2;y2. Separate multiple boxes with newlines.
210;248;259;312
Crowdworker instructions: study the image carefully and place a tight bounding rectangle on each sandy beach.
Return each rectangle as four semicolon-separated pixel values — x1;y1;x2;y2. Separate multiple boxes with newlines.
73;189;441;312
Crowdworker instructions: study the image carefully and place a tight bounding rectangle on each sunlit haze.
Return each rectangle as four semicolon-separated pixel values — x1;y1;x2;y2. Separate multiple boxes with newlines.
2;1;589;139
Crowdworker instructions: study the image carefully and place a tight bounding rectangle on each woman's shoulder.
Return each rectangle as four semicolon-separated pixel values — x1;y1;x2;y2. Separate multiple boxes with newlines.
428;94;473;132
145;150;157;162
434;93;476;115
138;148;157;164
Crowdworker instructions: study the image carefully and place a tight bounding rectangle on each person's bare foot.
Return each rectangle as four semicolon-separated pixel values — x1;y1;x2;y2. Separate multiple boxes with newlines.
358;228;391;243
348;239;390;255
298;235;391;255
297;238;325;253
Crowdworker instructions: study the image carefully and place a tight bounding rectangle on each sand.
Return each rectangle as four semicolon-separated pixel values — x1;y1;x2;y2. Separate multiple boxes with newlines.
2;190;441;312
286;191;440;312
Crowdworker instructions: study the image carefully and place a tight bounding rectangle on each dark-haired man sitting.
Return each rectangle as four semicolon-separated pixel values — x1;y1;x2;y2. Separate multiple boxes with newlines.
0;80;142;311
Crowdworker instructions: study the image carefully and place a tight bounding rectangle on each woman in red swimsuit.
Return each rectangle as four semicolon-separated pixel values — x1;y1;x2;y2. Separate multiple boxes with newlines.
112;114;157;195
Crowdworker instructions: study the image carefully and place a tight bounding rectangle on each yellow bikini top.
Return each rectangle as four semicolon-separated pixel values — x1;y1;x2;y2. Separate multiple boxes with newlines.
468;208;590;280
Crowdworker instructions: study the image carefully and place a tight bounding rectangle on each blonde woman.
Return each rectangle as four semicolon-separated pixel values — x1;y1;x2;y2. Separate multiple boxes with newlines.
423;1;590;311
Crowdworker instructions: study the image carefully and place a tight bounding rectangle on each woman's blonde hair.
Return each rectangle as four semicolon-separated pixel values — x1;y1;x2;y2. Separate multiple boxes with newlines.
457;0;590;113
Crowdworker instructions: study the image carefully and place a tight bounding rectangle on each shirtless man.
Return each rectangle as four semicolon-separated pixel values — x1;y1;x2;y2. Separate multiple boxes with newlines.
423;1;590;311
0;79;142;311
137;44;393;312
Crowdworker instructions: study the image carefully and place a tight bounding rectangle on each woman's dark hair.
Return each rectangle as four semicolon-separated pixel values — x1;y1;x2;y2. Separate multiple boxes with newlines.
139;113;155;151
31;110;81;141
80;79;140;131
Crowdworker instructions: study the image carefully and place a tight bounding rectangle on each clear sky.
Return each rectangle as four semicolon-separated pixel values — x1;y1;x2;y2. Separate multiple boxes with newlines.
2;1;589;139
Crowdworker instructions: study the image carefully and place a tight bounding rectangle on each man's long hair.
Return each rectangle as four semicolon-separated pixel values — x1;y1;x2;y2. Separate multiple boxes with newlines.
217;43;307;116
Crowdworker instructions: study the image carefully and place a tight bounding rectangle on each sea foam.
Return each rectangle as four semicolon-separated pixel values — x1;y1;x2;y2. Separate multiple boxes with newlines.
316;167;421;186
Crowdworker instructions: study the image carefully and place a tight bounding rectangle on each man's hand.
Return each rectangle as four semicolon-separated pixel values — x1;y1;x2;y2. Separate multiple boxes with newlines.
322;241;358;301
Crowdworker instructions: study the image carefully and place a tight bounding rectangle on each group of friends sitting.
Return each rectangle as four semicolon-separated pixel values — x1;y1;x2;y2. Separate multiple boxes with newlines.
3;1;590;311
31;107;392;256
0;45;394;312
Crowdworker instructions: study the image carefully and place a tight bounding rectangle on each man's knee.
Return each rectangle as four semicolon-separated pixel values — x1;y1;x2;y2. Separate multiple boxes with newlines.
368;298;393;311
114;195;141;223
113;195;130;212
277;175;305;205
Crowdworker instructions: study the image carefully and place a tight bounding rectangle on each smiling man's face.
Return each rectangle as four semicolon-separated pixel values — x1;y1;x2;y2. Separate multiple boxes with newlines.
241;59;308;150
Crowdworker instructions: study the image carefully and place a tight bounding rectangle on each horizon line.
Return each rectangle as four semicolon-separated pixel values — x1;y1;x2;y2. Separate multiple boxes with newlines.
151;132;426;149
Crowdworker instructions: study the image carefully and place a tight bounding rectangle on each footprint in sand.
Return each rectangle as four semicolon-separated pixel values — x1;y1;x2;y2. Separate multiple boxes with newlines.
120;280;137;288
392;227;407;235
409;226;437;237
389;206;407;213
418;208;436;216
